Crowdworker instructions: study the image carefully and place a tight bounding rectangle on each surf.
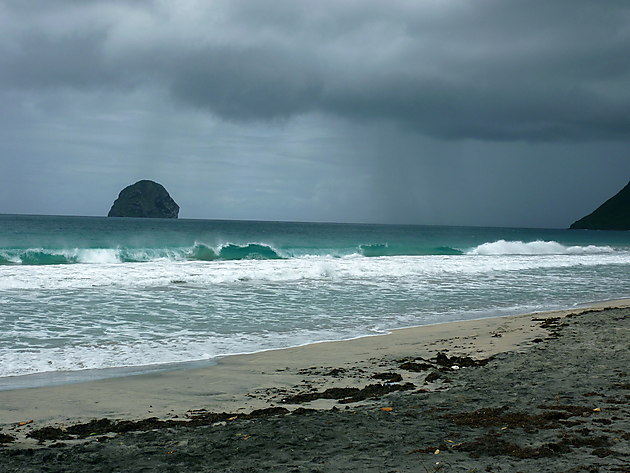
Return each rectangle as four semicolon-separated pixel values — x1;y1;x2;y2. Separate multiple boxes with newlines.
2;215;630;382
0;242;287;265
467;240;614;256
0;239;619;265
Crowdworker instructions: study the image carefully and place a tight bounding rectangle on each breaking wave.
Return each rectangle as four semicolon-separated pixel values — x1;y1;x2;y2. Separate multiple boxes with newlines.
218;243;284;260
0;239;618;265
467;240;614;256
189;243;218;261
0;248;121;265
0;242;286;265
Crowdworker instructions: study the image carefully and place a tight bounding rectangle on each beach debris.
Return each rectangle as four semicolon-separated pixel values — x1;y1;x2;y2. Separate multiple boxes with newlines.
17;420;33;426
372;372;404;382
434;448;440;454
453;432;570;459
0;433;16;444
25;407;295;443
433;352;493;368
246;407;289;418
290;407;318;415
399;353;492;375
297;366;366;377
445;405;594;431
532;316;566;339
424;372;444;384
281;382;415;404
453;431;614;459
593;407;601;412
537;404;594;417
27;426;73;442
380;407;394;412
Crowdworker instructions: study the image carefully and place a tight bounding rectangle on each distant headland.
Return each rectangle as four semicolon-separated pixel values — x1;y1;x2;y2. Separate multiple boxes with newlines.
108;180;179;219
570;180;629;230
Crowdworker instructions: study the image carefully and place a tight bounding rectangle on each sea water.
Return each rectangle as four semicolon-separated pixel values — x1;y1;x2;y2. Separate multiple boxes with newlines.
1;214;629;389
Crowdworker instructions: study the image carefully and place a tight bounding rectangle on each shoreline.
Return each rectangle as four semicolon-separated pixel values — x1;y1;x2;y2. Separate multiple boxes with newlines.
1;300;628;471
1;299;628;439
3;297;628;392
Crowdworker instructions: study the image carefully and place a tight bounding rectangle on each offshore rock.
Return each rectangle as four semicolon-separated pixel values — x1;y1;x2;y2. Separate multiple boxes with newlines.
570;180;630;230
108;180;179;219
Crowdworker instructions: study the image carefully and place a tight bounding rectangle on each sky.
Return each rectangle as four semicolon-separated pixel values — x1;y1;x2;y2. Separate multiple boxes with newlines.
1;0;629;228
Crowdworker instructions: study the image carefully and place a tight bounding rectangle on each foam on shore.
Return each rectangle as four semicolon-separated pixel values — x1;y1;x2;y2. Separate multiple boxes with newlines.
1;298;628;443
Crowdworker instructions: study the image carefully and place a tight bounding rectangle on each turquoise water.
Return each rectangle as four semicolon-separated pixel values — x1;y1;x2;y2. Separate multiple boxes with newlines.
1;214;629;387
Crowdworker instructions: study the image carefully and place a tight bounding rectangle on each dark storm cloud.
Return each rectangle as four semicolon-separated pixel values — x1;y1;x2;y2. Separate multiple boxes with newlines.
2;0;630;141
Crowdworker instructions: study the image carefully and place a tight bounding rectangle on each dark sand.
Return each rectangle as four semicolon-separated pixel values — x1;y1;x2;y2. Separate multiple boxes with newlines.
0;305;628;472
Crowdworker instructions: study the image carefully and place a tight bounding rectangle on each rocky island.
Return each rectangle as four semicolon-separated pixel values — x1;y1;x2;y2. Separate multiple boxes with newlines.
570;180;629;230
108;180;179;219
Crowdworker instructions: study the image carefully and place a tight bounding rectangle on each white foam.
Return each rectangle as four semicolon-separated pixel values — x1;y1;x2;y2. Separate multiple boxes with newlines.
0;325;377;379
467;240;614;256
0;251;21;264
2;250;629;380
1;249;630;291
75;249;121;264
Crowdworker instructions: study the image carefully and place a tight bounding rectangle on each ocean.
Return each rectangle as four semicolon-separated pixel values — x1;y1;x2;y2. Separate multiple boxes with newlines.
1;214;629;389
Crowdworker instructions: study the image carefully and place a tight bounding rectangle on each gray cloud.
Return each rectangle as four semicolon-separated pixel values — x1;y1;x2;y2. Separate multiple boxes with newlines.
2;0;629;141
1;0;629;227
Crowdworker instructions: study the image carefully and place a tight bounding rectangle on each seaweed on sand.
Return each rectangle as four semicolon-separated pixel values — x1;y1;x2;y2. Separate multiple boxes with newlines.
281;382;416;404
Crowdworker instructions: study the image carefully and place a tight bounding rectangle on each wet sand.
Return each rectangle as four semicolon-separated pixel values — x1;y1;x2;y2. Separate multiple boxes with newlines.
1;300;629;472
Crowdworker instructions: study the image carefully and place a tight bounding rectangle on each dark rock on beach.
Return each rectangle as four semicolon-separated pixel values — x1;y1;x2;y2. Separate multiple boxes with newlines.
107;180;179;219
570;180;630;230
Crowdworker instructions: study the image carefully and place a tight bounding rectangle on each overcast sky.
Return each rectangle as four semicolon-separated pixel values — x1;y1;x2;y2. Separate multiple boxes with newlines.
1;0;629;228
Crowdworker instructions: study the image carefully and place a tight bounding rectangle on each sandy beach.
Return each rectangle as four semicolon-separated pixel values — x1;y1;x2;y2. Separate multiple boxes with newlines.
1;300;629;472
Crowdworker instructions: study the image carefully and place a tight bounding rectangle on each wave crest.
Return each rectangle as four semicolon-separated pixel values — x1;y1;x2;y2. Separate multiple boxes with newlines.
0;248;122;265
467;240;614;256
0;242;288;265
0;239;616;265
189;243;218;261
218;243;283;260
